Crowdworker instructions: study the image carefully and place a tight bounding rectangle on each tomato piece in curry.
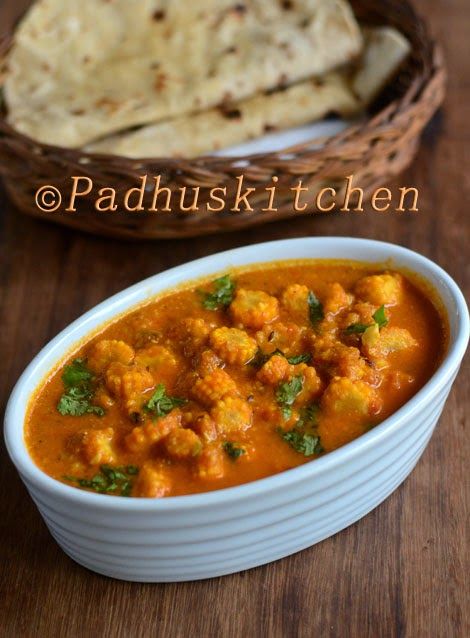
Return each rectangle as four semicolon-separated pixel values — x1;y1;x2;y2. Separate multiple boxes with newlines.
25;261;447;498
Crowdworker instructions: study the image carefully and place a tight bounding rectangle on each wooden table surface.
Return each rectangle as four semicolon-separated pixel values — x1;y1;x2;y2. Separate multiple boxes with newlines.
1;1;468;636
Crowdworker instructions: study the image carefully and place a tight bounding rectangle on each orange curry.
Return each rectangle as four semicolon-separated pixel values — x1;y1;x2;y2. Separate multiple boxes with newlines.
25;261;447;498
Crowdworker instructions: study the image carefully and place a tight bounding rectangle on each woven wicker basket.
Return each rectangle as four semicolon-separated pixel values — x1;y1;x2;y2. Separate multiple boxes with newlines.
0;0;445;239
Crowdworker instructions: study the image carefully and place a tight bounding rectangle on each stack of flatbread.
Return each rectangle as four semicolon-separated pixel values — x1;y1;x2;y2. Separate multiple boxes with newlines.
4;0;410;158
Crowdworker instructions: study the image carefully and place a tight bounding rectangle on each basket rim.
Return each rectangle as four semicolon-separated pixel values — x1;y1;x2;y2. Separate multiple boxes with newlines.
0;0;446;170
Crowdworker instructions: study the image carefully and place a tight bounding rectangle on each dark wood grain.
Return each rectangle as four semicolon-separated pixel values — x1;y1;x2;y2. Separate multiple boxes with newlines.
0;1;468;637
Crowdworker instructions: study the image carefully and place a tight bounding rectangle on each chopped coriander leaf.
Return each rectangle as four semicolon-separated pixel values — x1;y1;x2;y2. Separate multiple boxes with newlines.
344;322;371;335
286;353;311;365
57;388;89;416
90;405;105;416
57;391;105;417
201;274;236;310
250;349;311;369
279;428;323;457
372;305;389;329
276;375;304;420
144;384;187;418
101;465;127;482
278;401;323;456
280;405;293;421
276;375;304;406
56;359;104;417
345;304;389;335
121;482;132;497
126;465;139;475
223;441;246;460
250;348;272;368
64;464;139;496
308;291;324;326
298;402;320;428
62;358;93;388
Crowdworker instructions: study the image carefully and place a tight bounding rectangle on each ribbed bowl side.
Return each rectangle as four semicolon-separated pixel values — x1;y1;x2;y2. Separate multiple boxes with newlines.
19;382;452;582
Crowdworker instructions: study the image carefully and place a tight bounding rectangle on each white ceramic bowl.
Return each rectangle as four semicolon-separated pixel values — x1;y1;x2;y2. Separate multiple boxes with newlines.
4;238;469;582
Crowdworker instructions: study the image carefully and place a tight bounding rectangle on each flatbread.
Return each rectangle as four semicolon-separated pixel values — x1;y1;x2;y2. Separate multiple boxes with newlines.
86;73;361;158
5;0;363;147
86;26;410;159
352;27;411;104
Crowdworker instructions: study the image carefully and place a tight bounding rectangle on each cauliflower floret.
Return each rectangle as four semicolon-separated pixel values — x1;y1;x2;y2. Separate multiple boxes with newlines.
196;443;225;480
323;283;353;315
211;397;252;434
133;464;171;498
230;289;279;329
134;344;178;377
125;409;182;453
209;327;258;365
255;321;306;356
163;428;202;459
257;354;292;386
81;427;115;465
364;327;418;362
355;273;402;307
192;368;238;406
321;377;381;417
196;349;223;377
105;362;154;418
281;284;310;322
87;339;134;374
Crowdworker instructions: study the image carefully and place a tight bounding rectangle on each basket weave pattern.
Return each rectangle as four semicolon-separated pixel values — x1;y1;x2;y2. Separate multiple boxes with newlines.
0;0;446;239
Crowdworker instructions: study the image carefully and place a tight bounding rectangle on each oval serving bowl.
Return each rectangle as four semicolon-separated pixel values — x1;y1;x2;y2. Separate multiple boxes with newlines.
4;238;469;582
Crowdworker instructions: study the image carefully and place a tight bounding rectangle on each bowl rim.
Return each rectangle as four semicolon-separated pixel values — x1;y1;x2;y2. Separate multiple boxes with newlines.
4;237;469;511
